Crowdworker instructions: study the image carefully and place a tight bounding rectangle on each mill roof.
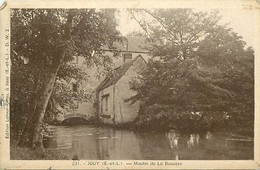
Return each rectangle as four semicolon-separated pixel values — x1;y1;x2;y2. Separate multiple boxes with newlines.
96;55;146;91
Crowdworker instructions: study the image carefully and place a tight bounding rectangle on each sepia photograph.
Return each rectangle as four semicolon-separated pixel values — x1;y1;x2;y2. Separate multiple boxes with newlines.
0;0;260;169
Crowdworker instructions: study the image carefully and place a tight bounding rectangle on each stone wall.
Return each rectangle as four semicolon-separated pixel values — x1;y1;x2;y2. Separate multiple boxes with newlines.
98;56;147;124
114;56;146;123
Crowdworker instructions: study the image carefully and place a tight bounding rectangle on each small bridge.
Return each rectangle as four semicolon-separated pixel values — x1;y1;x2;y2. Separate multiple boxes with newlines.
61;113;90;125
64;113;88;120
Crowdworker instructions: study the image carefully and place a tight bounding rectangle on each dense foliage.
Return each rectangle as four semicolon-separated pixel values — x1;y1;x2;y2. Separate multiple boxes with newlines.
10;54;87;134
129;9;254;136
11;9;120;148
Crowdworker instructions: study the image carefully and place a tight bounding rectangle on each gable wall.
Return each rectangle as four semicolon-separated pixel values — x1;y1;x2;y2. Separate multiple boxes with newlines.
113;57;147;123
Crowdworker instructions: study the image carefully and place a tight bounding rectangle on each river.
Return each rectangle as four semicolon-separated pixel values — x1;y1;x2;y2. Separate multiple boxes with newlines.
44;125;253;160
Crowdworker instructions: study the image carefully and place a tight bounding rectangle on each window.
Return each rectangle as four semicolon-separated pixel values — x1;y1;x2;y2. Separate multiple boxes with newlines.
101;94;109;113
72;83;79;92
105;96;108;111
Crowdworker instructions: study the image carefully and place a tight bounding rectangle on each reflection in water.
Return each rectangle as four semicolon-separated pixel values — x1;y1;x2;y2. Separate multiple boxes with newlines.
206;131;213;140
187;134;200;148
187;134;194;148
53;126;142;160
46;125;253;160
166;130;180;160
72;139;80;159
166;130;180;148
196;134;200;145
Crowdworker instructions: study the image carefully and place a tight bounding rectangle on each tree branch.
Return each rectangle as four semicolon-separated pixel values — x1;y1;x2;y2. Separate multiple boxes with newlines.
142;9;181;44
127;9;158;48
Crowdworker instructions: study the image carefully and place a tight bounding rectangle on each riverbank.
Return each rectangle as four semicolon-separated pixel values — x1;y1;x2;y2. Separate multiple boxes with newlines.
10;140;69;160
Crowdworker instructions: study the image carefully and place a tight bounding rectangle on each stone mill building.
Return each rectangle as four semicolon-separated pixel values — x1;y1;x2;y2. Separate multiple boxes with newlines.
96;54;147;124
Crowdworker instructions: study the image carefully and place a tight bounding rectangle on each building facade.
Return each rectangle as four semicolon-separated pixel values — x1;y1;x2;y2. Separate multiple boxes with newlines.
54;36;150;123
97;54;147;124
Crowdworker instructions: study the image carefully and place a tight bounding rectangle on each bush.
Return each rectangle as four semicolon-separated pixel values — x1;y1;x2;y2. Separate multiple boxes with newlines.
133;104;223;132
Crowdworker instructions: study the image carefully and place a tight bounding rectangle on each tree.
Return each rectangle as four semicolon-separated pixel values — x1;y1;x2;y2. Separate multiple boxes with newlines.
129;9;254;135
196;26;254;135
11;9;120;149
128;9;220;60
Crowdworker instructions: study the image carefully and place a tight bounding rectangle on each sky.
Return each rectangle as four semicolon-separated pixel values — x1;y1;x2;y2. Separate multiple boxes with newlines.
117;9;257;49
0;0;257;49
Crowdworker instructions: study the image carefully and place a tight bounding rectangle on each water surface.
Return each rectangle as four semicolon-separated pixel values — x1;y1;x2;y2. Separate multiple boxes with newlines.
45;125;253;160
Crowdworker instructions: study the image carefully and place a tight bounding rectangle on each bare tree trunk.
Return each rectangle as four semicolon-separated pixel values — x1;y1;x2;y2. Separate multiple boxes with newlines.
32;50;65;149
31;70;59;149
28;45;65;149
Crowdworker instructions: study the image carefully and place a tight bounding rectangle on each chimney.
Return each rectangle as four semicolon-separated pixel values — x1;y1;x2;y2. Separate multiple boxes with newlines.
123;53;132;63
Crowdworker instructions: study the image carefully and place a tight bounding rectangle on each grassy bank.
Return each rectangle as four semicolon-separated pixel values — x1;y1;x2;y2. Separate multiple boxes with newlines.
10;140;69;160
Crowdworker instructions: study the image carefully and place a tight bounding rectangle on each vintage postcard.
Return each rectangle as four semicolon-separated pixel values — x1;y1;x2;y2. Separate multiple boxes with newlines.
0;0;260;169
